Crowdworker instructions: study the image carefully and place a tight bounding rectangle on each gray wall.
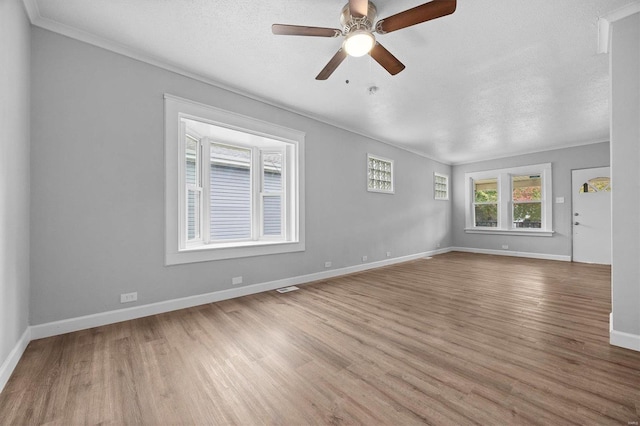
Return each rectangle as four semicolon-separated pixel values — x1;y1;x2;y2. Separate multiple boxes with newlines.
451;142;610;257
30;28;452;325
611;13;640;337
0;0;31;365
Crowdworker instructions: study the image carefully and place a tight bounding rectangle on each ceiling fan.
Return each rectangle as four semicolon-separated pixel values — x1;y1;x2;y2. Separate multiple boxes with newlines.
272;0;456;80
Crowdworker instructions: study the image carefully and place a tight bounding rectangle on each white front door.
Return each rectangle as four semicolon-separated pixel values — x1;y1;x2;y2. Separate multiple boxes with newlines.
572;167;611;264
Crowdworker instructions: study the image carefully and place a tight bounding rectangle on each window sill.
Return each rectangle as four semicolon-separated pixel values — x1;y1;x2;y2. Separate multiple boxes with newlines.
183;239;292;251
167;239;304;265
464;228;554;237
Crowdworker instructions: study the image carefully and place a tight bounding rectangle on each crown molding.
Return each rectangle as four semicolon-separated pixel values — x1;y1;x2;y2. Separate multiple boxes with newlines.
598;0;640;54
21;0;39;22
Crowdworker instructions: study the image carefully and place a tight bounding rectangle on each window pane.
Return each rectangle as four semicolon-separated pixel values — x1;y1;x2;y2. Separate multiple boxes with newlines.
513;202;542;228
512;175;541;201
185;135;200;241
263;153;282;192
579;177;611;193
187;189;200;240
474;178;498;202
475;204;498;227
263;195;282;236
185;137;198;186
210;144;252;240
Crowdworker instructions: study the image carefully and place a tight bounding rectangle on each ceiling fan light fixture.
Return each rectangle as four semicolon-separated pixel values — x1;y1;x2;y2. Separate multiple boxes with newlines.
343;30;375;57
272;0;457;78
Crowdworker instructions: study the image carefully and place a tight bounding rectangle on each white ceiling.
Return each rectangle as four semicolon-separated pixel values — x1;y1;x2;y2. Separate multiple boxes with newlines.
24;0;635;164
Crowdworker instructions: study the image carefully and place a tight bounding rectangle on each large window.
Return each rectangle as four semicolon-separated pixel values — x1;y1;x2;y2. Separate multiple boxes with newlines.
165;95;305;265
465;163;553;236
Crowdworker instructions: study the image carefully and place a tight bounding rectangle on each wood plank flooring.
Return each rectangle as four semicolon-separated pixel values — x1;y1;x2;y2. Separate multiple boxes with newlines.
1;252;639;425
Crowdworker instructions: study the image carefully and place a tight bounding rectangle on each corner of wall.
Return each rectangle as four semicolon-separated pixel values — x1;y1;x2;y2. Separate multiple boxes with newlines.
0;329;31;393
0;0;32;393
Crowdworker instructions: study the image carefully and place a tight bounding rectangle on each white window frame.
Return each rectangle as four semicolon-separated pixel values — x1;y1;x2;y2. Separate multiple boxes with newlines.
434;172;449;200
464;163;553;236
367;154;394;194
165;94;305;265
184;131;203;244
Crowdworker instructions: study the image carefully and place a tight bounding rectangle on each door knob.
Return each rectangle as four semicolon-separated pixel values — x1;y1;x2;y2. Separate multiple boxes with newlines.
574;222;580;225
574;212;579;216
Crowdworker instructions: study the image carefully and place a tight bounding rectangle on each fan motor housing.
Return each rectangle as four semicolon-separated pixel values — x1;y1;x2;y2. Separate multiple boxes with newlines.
340;2;377;33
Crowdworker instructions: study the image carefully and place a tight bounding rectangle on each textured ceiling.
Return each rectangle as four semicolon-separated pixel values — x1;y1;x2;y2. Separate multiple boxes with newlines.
25;0;635;164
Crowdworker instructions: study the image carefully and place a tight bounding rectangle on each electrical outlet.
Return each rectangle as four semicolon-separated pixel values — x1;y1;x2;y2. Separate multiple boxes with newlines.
232;276;243;285
502;245;509;250
324;261;332;268
120;292;137;303
362;255;368;262
386;251;391;257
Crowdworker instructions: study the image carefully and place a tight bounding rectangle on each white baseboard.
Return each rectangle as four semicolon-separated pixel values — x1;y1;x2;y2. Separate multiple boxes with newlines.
610;329;640;352
450;246;571;262
31;249;446;340
0;327;31;393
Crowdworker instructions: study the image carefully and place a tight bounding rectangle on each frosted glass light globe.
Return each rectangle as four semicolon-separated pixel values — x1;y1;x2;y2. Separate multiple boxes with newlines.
343;30;375;57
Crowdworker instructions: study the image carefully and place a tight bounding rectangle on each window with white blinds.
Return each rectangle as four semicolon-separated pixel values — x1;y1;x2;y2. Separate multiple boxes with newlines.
165;95;305;265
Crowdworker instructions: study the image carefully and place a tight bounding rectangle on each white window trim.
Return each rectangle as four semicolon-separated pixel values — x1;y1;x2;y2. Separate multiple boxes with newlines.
464;163;553;237
434;172;449;201
367;154;394;194
165;94;305;265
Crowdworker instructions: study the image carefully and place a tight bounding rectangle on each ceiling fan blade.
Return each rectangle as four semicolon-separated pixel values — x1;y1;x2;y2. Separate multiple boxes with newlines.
349;0;369;18
272;24;341;37
369;42;405;75
316;48;348;80
375;0;456;34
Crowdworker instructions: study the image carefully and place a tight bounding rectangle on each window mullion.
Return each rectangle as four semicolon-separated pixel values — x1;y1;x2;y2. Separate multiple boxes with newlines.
202;139;211;244
281;148;288;240
507;175;513;229
252;147;261;241
178;120;187;248
544;175;549;228
499;174;510;230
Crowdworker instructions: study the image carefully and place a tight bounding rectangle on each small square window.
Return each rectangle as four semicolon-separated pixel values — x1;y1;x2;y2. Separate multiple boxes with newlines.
367;154;394;194
434;172;449;200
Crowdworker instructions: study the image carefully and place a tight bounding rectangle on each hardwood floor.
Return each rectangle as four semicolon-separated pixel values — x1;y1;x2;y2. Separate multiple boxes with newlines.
1;252;639;425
